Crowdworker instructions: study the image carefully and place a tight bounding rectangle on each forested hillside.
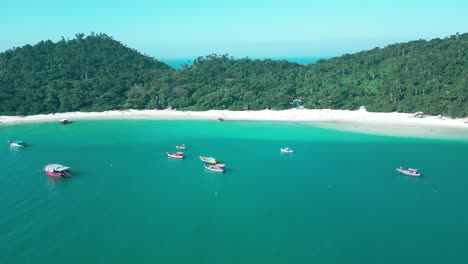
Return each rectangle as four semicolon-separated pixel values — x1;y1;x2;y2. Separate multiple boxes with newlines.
0;33;466;116
297;34;467;116
0;33;173;114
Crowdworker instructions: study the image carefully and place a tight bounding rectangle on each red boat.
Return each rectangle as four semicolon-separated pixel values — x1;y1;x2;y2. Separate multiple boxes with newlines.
167;152;184;159
44;164;71;177
396;167;421;177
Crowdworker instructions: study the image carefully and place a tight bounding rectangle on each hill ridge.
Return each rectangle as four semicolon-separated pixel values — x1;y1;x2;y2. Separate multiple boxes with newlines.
0;32;466;116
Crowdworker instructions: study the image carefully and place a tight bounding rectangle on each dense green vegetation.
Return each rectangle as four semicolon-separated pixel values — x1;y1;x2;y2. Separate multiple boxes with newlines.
0;32;466;116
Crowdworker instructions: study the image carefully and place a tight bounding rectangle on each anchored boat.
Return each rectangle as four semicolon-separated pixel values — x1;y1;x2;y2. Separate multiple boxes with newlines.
8;141;26;147
204;164;224;172
176;144;186;150
167;152;184;159
396;167;421;177
280;147;293;153
44;164;71;177
199;156;219;164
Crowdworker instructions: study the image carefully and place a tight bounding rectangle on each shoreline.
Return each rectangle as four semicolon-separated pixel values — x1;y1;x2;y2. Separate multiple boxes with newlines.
1;109;467;139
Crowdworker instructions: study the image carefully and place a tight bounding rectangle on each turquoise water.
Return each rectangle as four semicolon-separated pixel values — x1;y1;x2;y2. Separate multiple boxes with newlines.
161;58;194;69
161;57;326;69
1;120;468;263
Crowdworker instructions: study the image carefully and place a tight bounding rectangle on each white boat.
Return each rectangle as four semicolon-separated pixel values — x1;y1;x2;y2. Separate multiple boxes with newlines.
167;152;184;159
44;164;71;177
176;144;186;150
8;141;26;147
280;147;293;153
204;164;224;172
396;167;421;177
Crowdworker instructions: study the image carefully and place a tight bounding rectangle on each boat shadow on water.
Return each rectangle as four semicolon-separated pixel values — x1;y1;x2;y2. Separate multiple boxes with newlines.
399;175;421;183
45;173;74;187
279;153;294;160
45;175;76;189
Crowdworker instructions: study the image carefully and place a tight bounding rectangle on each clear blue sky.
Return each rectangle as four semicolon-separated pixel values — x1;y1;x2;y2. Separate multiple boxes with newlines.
1;0;467;59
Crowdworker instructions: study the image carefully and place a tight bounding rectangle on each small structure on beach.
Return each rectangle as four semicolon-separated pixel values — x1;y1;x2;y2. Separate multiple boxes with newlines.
244;105;248;110
290;99;303;108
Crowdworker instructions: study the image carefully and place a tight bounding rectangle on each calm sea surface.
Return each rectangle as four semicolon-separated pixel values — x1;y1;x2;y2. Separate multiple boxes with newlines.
1;120;468;263
161;57;325;69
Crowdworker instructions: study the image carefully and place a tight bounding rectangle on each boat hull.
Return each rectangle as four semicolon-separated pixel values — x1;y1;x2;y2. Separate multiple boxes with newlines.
167;152;184;159
204;164;224;172
396;168;421;177
44;169;69;177
9;141;26;147
199;156;218;164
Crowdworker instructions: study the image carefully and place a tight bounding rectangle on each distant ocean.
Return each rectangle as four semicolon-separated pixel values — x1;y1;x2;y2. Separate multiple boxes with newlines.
1;120;468;264
161;57;327;69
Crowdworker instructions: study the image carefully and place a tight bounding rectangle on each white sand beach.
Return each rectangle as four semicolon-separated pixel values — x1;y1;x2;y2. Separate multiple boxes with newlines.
1;109;467;138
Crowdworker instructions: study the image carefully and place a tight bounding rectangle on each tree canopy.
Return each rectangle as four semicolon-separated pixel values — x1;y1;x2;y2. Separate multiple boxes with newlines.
0;32;466;117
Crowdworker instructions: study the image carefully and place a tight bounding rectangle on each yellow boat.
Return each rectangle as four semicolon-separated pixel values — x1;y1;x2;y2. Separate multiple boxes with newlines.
199;156;218;164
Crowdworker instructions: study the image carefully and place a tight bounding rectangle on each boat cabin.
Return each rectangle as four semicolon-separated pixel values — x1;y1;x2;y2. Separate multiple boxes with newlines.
44;164;71;177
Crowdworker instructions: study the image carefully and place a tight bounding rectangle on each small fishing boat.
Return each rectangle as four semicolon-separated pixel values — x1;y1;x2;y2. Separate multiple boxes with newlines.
176;144;186;150
60;119;70;125
204;164;224;172
199;156;219;164
280;147;293;153
43;164;71;177
8;141;26;147
396;167;421;177
167;152;184;159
